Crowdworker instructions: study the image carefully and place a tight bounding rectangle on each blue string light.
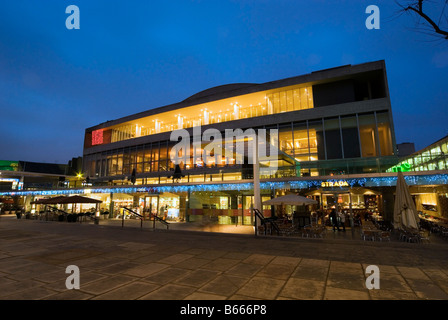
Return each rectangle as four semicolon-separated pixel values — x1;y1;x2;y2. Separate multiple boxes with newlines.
1;174;447;197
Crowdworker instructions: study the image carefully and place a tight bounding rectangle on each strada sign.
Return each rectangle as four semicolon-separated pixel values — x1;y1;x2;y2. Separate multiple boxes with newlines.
321;181;349;188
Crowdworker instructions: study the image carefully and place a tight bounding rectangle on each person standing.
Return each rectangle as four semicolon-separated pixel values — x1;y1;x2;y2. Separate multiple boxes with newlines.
338;210;346;232
329;209;339;231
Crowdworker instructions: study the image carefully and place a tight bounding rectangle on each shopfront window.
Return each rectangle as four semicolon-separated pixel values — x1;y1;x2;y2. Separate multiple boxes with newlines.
158;193;180;221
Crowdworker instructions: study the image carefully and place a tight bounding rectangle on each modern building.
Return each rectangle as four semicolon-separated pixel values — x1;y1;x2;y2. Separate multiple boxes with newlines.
389;135;448;173
83;60;398;183
388;135;448;218
0;158;82;213
2;60;447;226
397;142;416;158
77;60;400;223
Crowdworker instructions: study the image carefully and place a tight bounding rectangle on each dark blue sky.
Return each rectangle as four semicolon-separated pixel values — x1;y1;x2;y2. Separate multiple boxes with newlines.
1;0;447;164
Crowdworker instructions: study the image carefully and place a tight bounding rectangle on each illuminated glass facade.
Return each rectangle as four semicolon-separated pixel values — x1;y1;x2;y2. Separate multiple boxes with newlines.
5;61;448;226
102;84;314;144
388;135;448;172
83;61;398;184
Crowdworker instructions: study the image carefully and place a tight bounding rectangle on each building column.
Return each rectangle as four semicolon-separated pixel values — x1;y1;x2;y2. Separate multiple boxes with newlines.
109;192;114;218
381;187;395;223
253;135;261;231
179;193;187;222
186;190;191;222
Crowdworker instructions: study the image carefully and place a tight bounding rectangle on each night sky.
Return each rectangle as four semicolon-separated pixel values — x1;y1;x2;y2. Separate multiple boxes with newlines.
1;0;447;164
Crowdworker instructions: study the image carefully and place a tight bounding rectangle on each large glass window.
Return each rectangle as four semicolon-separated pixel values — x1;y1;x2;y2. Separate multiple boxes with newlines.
117;154;123;175
101;159;106;177
358;113;378;158
376;112;393;156
341;116;360;158
422;151;432;167
150;161;159;172
110;154;118;176
159;142;168;171
300;87;313;110
279;91;287;113
136;146;144;164
279;124;293;156
143;145;151;173
130;147;137;170
102;85;313;145
308;120;324;160
430;146;442;157
151;142;160;162
324;117;342;160
135;146;144;173
123;148;131;175
286;90;294;112
144;144;152;162
441;142;448;154
293;122;310;162
88;157;95;177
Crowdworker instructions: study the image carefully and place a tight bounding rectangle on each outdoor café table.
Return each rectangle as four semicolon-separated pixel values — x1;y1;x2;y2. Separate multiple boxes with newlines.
302;225;326;238
361;226;382;241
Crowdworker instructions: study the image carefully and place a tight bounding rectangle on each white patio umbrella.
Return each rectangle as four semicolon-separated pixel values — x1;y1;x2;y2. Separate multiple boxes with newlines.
393;172;419;230
263;194;318;206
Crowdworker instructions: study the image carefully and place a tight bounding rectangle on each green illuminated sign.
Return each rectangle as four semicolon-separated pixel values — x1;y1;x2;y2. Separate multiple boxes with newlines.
0;161;19;171
389;162;411;172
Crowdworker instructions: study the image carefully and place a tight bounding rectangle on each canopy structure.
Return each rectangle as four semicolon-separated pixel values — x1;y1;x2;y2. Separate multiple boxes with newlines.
263;194;318;206
30;196;66;205
393;172;420;230
31;195;102;205
55;195;102;204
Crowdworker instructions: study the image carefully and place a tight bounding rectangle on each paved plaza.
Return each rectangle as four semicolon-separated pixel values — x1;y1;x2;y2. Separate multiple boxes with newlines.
1;215;448;301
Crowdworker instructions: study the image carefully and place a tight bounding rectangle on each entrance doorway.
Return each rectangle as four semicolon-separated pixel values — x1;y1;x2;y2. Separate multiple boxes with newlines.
144;196;159;219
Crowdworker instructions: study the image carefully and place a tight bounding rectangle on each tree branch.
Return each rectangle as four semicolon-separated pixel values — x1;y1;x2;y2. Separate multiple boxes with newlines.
404;0;448;39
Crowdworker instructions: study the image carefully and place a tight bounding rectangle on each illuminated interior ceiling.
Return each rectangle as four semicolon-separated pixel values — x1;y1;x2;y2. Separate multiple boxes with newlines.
179;138;299;168
215;140;300;167
105;83;312;133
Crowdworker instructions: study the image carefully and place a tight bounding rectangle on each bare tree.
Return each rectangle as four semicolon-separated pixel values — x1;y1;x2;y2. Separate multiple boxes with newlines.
395;0;448;40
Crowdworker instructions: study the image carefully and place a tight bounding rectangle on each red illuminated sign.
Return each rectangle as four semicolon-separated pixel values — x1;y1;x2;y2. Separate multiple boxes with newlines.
92;129;104;145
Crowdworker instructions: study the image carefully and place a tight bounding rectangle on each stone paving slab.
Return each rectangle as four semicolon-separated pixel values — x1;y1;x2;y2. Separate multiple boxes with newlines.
1;217;448;301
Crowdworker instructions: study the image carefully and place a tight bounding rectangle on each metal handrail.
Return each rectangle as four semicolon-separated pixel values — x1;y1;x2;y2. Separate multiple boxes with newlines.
254;208;280;236
121;207;170;230
122;207;144;229
150;213;170;230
